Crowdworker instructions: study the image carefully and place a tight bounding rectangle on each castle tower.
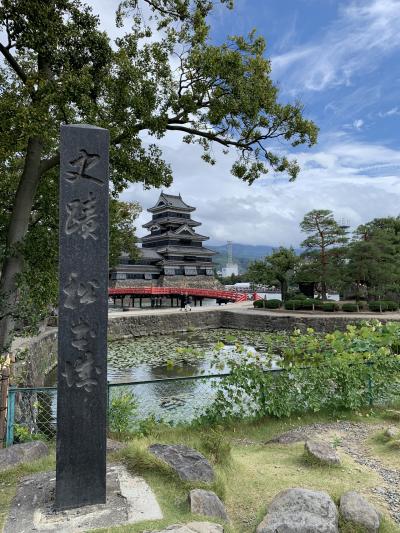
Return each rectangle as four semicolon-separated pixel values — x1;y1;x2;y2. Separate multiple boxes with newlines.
110;193;219;288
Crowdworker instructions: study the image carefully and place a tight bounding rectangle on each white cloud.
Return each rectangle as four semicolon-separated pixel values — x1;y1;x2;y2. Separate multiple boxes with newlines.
378;106;400;117
353;119;364;130
121;132;400;247
272;0;400;92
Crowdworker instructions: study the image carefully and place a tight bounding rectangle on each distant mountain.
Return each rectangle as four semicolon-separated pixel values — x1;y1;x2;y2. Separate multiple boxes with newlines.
208;243;302;273
208;243;278;273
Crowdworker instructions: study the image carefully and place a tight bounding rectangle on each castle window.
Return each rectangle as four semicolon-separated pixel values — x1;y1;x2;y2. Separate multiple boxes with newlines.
184;267;197;276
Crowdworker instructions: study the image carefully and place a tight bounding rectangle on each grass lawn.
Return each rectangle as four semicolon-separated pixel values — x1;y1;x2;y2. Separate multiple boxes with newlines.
2;408;400;532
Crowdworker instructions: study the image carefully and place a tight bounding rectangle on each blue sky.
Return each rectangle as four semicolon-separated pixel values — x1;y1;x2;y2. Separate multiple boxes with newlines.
94;0;400;246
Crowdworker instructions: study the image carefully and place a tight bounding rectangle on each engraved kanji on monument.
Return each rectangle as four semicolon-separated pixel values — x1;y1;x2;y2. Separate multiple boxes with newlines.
56;124;109;510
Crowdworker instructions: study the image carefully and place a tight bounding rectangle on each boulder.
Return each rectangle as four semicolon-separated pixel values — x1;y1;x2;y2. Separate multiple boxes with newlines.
189;489;227;520
156;522;223;533
385;426;400;439
256;487;338;533
149;444;214;482
0;441;49;471
305;439;341;465
340;491;380;532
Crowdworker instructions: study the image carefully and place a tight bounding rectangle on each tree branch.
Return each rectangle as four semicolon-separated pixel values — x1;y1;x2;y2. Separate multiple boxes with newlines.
0;43;27;84
165;124;254;150
142;0;184;19
39;153;60;174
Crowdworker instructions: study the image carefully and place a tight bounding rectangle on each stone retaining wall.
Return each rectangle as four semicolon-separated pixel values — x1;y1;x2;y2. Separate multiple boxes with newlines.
14;309;400;386
12;328;58;387
219;310;385;333
107;310;222;340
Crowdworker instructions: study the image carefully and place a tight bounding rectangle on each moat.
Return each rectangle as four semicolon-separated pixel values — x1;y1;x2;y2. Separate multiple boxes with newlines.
108;328;277;423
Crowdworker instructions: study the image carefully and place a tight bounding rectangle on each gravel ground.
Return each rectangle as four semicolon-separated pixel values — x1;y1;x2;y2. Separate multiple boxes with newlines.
266;420;400;524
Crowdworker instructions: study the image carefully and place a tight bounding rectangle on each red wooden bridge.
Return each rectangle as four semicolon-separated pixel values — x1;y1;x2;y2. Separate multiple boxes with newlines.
108;286;247;305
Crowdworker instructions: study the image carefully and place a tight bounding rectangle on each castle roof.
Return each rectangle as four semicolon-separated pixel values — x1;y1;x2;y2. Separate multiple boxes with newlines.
148;192;195;212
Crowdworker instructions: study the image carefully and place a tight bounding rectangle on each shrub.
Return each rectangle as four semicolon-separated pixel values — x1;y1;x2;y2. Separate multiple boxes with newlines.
200;426;232;465
204;320;400;421
284;299;314;310
265;299;282;309
286;291;308;300
383;301;399;311
322;302;338;312
108;392;138;435
284;299;298;310
342;303;359;312
253;300;265;308
369;301;388;313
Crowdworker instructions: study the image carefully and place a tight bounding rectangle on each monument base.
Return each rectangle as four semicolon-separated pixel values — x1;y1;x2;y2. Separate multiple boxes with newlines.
4;465;163;533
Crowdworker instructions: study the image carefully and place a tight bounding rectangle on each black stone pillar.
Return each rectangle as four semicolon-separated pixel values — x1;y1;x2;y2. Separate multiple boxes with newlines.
56;124;109;510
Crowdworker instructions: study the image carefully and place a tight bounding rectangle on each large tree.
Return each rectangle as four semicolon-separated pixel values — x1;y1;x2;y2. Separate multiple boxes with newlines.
299;210;347;300
247;247;298;301
0;0;318;352
346;217;400;300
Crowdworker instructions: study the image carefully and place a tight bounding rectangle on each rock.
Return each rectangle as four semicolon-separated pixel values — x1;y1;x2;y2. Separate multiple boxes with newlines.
155;522;223;533
267;432;306;444
256;487;338;533
0;441;49;471
149;444;214;482
340;491;380;532
107;438;125;452
189;489;227;520
385;426;400;439
305;439;341;465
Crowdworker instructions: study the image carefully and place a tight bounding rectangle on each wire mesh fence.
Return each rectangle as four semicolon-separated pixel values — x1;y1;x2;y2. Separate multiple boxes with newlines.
5;374;227;446
5;361;400;447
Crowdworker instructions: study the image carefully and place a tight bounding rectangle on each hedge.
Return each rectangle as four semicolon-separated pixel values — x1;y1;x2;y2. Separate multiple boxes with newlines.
322;302;338;312
342;303;359;312
265;299;282;309
368;301;398;312
383;301;399;311
284;299;314;310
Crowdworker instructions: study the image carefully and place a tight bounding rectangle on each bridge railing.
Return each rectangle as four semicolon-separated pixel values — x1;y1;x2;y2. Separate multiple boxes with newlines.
108;287;247;302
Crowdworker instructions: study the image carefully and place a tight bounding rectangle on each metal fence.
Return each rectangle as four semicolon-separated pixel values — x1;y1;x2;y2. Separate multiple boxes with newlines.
5;373;228;447
5;361;400;447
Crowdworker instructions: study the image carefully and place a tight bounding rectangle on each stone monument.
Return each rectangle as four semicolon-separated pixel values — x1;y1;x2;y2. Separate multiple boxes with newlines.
56;124;109;509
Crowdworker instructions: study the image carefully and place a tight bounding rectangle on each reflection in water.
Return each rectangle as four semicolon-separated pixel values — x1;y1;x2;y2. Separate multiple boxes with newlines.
47;329;277;424
107;329;278;423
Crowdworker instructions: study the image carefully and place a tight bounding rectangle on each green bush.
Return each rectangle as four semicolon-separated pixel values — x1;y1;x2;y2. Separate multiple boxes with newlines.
369;301;388;312
284;300;296;310
253;300;265;308
383;301;399;311
286;291;308;300
322;302;338;312
200;426;232;465
342;303;359;312
265;299;282;309
284;299;314;310
108;392;138;434
204;320;400;421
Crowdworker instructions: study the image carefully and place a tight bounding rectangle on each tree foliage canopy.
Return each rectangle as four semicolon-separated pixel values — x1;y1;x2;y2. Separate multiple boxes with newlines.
299;210;348;298
0;0;318;187
248;247;298;300
346;217;400;299
0;0;318;348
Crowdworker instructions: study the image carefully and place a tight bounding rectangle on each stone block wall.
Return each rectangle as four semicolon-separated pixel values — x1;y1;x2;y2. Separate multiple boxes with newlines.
107;309;222;340
13;308;400;387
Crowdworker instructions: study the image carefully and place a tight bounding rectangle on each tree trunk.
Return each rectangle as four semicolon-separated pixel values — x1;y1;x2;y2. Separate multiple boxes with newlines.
0;137;44;353
321;281;327;301
280;279;288;301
